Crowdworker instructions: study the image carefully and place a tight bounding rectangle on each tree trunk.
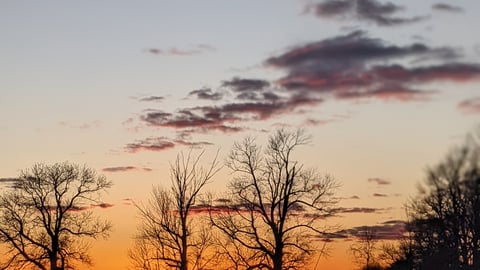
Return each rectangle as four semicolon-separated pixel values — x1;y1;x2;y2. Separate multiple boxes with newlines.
50;237;59;270
273;242;283;270
180;215;188;270
50;255;58;270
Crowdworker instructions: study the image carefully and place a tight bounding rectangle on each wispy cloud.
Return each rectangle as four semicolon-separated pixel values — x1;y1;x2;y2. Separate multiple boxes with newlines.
334;207;385;214
139;96;165;102
59;120;102;130
188;88;224;101
145;44;216;56
458;97;480;114
68;202;115;212
307;0;426;26
125;137;175;153
102;166;152;173
368;177;391;185
125;136;213;153
432;3;464;13
123;198;134;206
92;202;114;209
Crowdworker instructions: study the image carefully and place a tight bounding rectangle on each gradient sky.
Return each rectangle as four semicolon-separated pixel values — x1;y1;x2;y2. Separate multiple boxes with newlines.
1;1;480;269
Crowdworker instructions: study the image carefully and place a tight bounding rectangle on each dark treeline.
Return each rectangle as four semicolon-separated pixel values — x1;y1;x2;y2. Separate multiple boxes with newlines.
0;128;479;269
351;128;480;270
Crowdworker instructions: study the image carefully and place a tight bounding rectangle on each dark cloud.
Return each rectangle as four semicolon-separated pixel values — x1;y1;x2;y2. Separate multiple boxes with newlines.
0;178;21;188
188;88;223;100
222;77;270;92
334;207;385;214
141;109;238;131
432;3;464;13
102;166;152;173
265;31;480;102
92;202;114;209
140;92;321;133
0;178;20;184
310;0;426;26
335;220;406;240
125;136;212;153
67;202;114;212
313;0;354;17
373;193;388;197
139;96;164;102
368;177;391;185
458;97;480;114
126;137;175;153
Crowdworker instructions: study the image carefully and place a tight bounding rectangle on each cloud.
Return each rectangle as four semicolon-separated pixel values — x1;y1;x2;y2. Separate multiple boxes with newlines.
102;166;152;173
133;31;480;137
139;96;164;102
92;202;114;209
334;207;385;214
59;120;102;130
335;220;406;240
68;202;115;212
126;137;176;153
265;31;480;102
458;97;480;114
373;193;388;197
188;88;224;100
140;91;321;133
0;178;21;188
368;177;391;185
0;178;20;184
125;136;212;153
145;44;216;56
309;0;426;26
123;198;134;206
432;3;464;13
222;77;271;92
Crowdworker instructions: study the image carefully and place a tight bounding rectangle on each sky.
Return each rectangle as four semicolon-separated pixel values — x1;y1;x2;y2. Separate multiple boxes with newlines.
1;0;480;269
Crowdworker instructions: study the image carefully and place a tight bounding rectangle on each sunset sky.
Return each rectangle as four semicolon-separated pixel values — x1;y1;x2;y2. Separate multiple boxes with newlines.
1;1;480;269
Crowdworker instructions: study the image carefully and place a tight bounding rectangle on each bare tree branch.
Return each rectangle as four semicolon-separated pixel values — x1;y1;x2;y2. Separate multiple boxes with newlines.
130;149;221;270
210;129;338;270
0;162;112;270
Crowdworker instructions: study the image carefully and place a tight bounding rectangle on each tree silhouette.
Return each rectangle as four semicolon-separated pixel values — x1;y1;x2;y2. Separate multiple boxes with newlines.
210;129;338;270
388;128;480;269
350;228;381;270
129;150;221;270
0;162;112;270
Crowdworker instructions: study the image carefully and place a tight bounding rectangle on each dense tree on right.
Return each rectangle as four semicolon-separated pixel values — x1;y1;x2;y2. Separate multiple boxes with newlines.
388;128;480;270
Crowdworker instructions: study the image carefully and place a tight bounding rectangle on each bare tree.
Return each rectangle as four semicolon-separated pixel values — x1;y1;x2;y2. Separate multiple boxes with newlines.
210;129;338;270
350;228;381;270
130;150;221;270
0;162;112;270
